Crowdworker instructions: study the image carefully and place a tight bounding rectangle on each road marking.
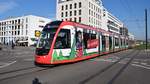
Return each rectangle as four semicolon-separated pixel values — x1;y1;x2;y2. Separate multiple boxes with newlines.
15;55;33;58
132;61;139;64
141;62;147;65
144;64;150;67
134;59;141;61
24;58;34;61
118;62;126;64
0;61;16;68
132;64;150;70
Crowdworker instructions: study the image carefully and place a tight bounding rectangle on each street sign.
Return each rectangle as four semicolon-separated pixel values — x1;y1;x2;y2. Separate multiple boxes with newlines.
35;30;41;37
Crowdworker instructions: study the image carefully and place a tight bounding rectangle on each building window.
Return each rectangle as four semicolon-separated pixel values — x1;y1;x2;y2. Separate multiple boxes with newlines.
91;4;93;9
26;18;28;23
15;20;17;23
79;10;81;15
65;12;68;17
62;5;64;10
26;24;28;29
70;11;72;16
26;30;28;35
18;31;20;35
91;11;93;16
74;3;77;9
79;2;82;8
74;17;77;22
91;18;93;23
65;5;68;10
96;14;98;18
18;19;20;24
74;10;77;16
61;12;64;17
70;4;72;9
79;17;81;23
70;18;72;21
15;31;16;35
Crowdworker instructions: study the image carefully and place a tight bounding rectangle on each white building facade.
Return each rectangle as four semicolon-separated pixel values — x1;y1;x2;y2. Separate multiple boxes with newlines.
107;12;123;34
56;0;134;39
56;0;107;30
0;15;50;46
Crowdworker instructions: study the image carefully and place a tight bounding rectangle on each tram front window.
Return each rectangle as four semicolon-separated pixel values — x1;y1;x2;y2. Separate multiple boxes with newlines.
36;28;71;56
36;29;56;55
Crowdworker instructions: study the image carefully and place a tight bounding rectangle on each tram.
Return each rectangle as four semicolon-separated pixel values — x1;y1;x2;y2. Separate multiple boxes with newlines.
35;21;129;65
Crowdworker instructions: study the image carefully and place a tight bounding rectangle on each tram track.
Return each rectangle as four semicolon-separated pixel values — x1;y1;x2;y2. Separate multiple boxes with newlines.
107;50;140;84
79;49;140;84
0;65;56;82
0;66;37;75
0;47;52;81
0;49;135;82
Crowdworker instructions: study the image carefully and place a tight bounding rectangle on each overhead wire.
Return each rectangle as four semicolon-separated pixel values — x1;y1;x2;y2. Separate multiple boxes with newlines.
119;0;144;39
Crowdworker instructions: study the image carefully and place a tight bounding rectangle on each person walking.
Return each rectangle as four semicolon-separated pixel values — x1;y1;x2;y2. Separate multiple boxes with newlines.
11;41;15;49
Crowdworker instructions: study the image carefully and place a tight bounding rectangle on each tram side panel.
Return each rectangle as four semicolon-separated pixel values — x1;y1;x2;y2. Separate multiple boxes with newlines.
51;26;100;63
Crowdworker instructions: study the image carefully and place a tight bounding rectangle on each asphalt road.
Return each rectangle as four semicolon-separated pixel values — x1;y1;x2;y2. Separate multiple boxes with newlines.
0;46;150;84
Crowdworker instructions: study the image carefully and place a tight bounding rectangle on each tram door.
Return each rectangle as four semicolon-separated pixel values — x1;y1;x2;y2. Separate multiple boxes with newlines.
102;35;106;52
76;30;83;57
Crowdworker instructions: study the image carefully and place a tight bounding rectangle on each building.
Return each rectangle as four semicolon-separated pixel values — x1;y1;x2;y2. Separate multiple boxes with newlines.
56;0;106;30
128;32;135;40
0;15;51;46
120;26;128;36
56;0;133;39
107;12;123;34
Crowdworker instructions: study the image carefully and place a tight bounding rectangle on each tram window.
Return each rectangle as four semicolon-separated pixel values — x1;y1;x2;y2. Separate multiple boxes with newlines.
83;30;97;49
121;39;123;46
83;32;90;48
115;38;119;46
91;34;96;39
54;29;71;49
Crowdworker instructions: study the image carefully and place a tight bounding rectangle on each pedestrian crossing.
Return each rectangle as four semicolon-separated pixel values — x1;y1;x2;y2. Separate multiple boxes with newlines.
91;57;150;70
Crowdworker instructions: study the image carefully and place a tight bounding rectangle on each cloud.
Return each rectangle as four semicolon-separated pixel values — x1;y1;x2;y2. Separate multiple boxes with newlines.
0;1;18;14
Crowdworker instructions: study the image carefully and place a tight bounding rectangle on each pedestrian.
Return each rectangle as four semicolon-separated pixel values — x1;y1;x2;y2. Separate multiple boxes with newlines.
12;41;15;49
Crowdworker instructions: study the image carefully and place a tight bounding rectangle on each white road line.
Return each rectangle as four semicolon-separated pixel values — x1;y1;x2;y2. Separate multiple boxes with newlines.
15;55;33;58
134;59;141;61
141;62;147;65
118;62;126;64
132;64;150;70
93;59;116;62
24;58;34;61
132;61;139;64
0;61;17;68
144;64;150;67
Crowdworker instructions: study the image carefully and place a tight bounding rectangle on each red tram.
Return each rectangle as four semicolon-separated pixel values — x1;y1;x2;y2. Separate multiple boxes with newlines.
35;21;128;65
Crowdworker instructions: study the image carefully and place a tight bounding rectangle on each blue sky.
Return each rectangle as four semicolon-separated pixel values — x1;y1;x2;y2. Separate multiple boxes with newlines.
0;0;149;40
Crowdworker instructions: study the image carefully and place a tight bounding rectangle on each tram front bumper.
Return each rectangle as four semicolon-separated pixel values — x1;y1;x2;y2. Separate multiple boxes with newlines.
35;55;51;64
